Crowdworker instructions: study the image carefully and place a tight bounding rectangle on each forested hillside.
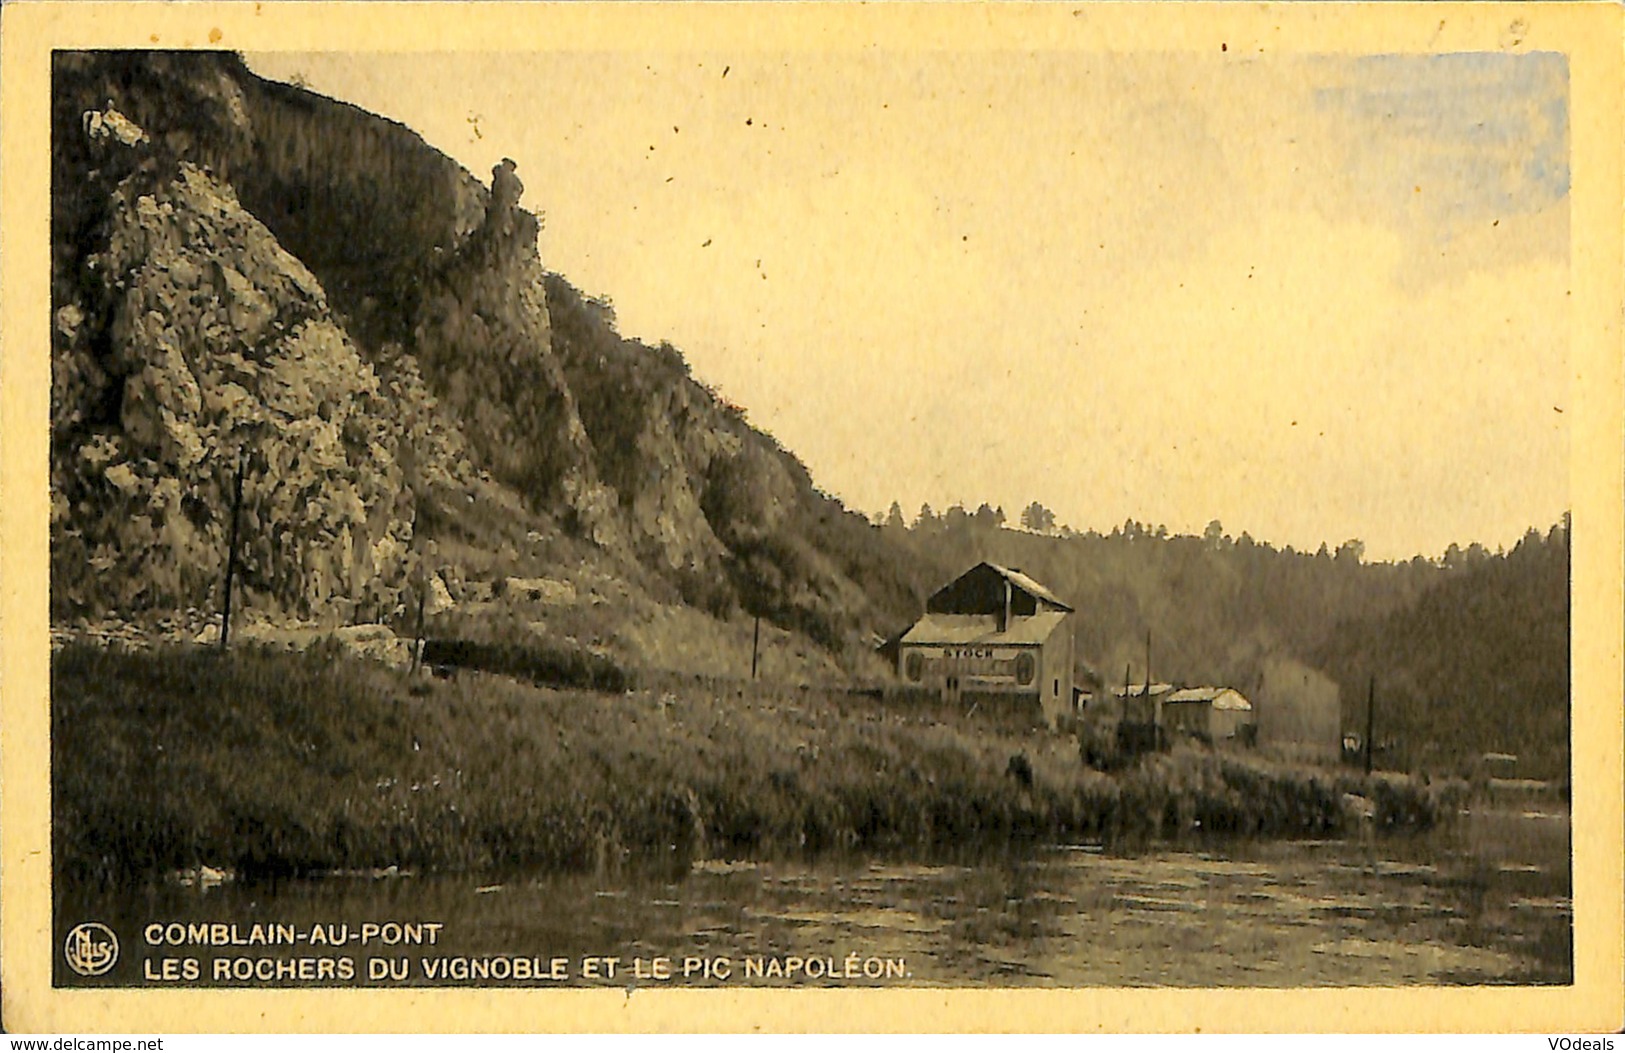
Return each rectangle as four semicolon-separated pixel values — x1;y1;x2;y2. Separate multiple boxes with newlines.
886;509;1571;776
1313;524;1571;778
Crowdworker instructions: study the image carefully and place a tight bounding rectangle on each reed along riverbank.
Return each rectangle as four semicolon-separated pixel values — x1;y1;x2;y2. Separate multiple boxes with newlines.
53;642;1464;884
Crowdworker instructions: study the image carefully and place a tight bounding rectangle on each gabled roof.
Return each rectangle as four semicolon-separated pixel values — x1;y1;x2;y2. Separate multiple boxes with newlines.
901;610;1070;647
1111;683;1175;697
1165;687;1253;711
924;561;1074;613
983;562;1073;611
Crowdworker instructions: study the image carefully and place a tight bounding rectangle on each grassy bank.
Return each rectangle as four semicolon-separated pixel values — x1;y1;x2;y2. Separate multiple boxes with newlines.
53;643;1463;884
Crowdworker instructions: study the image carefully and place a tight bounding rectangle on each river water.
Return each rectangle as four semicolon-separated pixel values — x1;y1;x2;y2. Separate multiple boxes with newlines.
56;807;1570;988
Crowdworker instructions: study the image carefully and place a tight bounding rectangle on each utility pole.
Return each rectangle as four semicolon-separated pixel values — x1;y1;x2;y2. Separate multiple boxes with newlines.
1123;662;1134;750
219;446;248;650
1146;629;1159;743
411;575;428;675
1364;676;1376;776
751;615;761;679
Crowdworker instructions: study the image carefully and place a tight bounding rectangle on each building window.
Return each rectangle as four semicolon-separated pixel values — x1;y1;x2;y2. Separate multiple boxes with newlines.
1053;679;1059;697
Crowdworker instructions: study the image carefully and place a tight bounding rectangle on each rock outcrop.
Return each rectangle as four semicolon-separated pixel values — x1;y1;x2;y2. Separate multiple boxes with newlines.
51;111;415;618
51;50;933;652
544;273;920;645
408;160;612;537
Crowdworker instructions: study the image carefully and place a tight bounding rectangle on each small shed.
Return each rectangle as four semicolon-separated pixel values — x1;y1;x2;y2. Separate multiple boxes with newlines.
1161;687;1255;746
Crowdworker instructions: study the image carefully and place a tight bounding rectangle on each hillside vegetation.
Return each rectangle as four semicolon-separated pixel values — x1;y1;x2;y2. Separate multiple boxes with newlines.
1313;527;1570;778
887;512;1571;777
53;643;1458;884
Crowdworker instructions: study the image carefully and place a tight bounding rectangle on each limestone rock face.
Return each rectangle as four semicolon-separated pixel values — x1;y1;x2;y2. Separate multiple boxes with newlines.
622;388;732;575
55;53;591;523
544;275;735;580
49;51;932;652
51;122;415;619
409;160;608;537
49;53;586;618
541;269;918;641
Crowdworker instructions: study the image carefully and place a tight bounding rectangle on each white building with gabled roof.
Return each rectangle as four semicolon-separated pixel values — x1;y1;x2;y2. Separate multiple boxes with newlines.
1162;686;1255;746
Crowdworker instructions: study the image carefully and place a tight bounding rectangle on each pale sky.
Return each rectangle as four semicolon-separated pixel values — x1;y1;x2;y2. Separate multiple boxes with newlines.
246;50;1571;562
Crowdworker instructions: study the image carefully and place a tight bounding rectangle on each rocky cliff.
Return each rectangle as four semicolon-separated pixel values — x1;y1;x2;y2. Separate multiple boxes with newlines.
51;50;933;652
51;130;417;617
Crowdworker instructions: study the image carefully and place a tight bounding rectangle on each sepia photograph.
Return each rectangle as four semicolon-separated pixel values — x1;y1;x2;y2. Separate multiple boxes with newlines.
3;0;1622;1035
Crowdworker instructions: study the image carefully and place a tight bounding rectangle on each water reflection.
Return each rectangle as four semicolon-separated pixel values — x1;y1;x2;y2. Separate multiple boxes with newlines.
56;807;1569;988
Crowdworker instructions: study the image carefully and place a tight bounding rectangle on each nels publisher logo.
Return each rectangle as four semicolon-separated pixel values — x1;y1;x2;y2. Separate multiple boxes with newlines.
64;922;120;977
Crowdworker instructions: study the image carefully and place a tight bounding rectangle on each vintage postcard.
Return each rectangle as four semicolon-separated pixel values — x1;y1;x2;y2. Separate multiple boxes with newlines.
2;0;1621;1034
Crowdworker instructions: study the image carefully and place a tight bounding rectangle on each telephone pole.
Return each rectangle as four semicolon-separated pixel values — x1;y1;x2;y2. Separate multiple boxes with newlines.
1364;676;1376;776
219;446;248;649
411;576;428;675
